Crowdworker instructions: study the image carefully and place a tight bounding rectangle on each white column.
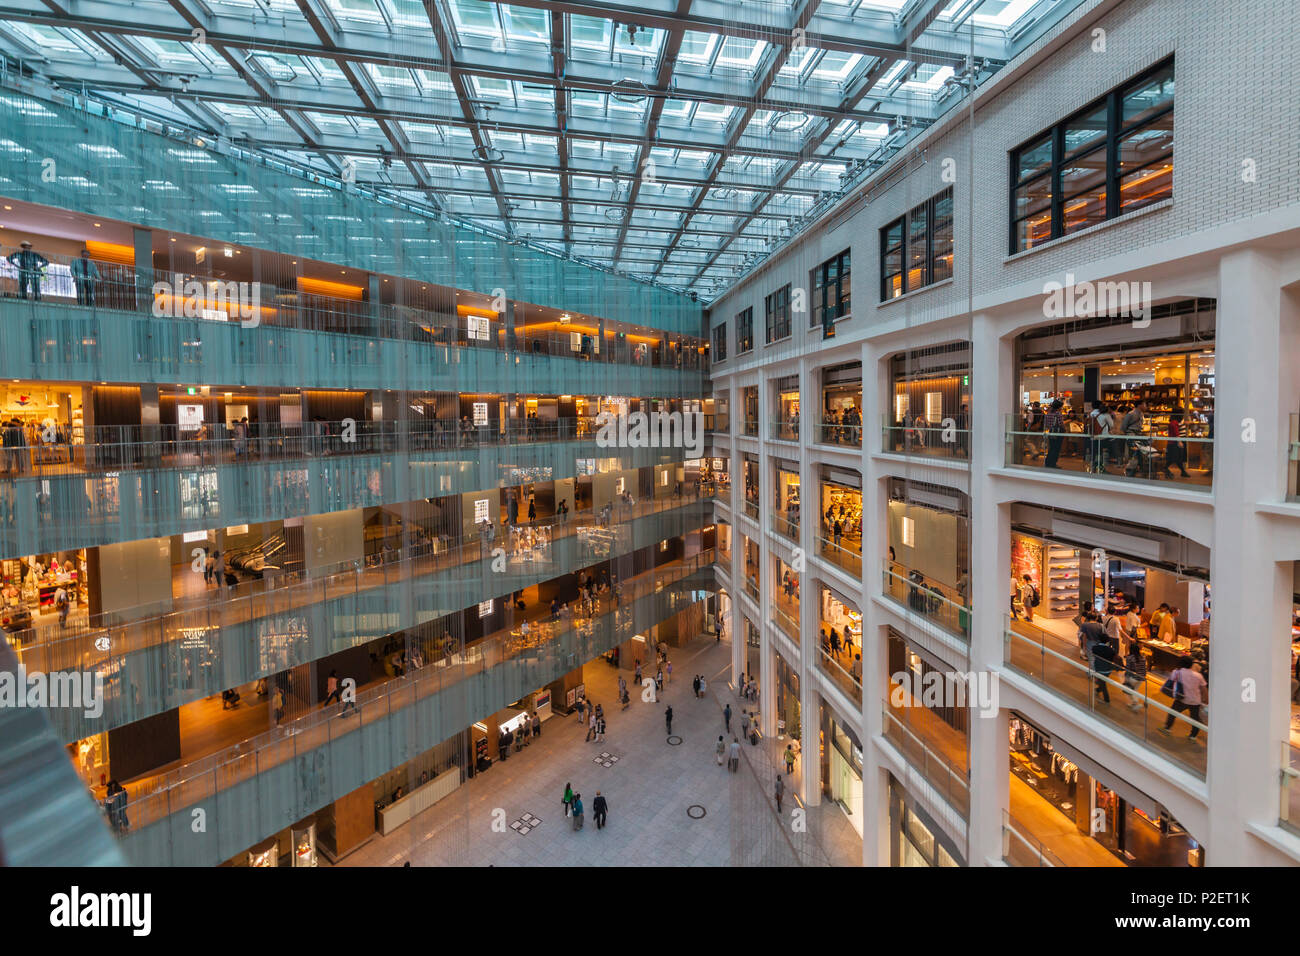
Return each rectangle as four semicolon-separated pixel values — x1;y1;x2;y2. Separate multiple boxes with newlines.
967;311;1012;864
860;338;889;864
1207;249;1292;862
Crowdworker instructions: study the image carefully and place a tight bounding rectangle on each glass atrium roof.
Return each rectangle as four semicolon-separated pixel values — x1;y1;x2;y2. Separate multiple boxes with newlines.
0;0;1082;300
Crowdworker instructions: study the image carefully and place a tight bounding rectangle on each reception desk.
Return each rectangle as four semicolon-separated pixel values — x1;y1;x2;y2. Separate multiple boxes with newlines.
377;767;462;836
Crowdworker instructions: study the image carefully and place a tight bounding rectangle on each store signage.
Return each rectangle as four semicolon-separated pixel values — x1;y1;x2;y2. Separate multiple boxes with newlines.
473;498;490;524
178;404;203;430
182;530;208;543
478;599;494;618
472;402;488;426
467;315;491;341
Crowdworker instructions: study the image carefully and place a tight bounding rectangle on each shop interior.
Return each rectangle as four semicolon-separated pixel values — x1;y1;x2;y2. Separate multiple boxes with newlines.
1010;523;1210;680
741;386;759;435
743;536;760;599
772;555;799;640
820;706;864;835
774;377;800;440
890;778;962;867
1009;712;1200;866
774;649;800;739
886;480;969;610
1;548;88;641
700;456;730;496
819;585;862;688
0;382;83;472
886;629;969;772
742;454;760;517
774;463;800;538
887;342;972;457
820;362;862;445
1016;305;1216;484
820;470;862;555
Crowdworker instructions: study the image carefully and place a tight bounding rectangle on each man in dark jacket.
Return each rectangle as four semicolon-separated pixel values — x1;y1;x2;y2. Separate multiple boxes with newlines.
592;791;608;830
1091;637;1117;703
1077;610;1106;661
7;241;49;300
664;705;673;735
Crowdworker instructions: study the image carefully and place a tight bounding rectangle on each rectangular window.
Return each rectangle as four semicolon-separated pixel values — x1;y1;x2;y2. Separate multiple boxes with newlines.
811;249;851;331
765;284;792;343
712;322;727;362
879;187;953;300
736;308;754;354
1010;57;1173;253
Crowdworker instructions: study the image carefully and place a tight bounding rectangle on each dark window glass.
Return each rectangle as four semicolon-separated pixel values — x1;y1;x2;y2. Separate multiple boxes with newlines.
1010;57;1173;252
880;187;952;299
736;308;754;353
712;322;727;362
765;284;792;342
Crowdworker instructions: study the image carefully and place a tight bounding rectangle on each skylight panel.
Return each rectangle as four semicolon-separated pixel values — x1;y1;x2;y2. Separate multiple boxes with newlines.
569;15;612;51
678;31;718;64
715;36;765;71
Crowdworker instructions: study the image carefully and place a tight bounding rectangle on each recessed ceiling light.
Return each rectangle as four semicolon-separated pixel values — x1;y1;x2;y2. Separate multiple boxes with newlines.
93;222;101;228
170;237;176;242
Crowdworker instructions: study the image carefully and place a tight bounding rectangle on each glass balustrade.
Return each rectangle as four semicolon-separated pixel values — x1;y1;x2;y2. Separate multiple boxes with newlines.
1004;616;1208;777
1005;414;1213;490
817;646;862;705
12;495;710;740
110;550;715;866
816;423;862;448
882;419;970;459
1003;810;1065;866
881;703;970;820
817;535;862;577
882;566;970;640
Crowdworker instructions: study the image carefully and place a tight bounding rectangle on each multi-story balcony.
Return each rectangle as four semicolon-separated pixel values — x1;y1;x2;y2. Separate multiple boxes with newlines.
0;257;707;398
882;702;971;822
1004;616;1207;777
0;419;694;553
107;549;715;866
13;493;711;740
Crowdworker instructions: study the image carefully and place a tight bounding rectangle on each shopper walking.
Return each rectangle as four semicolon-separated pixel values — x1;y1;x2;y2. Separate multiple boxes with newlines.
774;774;785;814
665;659;673;684
716;735;726;765
664;705;673;735
597;715;606;742
1160;658;1207;740
592;791;608;830
586;710;597;743
272;685;285;727
570;793;584;831
1091;636;1117;703
1042;398;1065;468
784;744;796;776
54;585;70;627
1121;649;1147;710
692;675;701;697
562;782;574;818
323;670;342;706
728;737;741;772
724;703;732;733
699;675;707;697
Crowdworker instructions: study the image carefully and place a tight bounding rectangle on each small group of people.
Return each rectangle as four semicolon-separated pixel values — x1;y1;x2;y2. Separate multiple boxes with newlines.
718;735;742;771
496;712;542;759
824;405;861;444
583;701;607;743
562;783;609;830
737;673;758;702
690;673;707;698
1022;397;1201;479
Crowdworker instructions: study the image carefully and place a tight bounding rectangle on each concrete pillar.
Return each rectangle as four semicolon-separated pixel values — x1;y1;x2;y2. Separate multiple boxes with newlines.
967;310;1013;865
860;338;887;865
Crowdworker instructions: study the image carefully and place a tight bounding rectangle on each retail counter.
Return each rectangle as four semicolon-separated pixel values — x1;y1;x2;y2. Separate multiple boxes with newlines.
377;766;462;836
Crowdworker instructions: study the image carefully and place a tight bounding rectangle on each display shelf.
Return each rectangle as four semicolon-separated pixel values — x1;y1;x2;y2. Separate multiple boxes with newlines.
1044;545;1080;618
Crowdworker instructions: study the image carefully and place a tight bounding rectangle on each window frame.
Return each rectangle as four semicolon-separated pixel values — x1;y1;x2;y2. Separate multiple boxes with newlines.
879;186;954;300
765;283;792;343
712;322;727;362
811;248;852;331
736;307;754;354
1009;56;1173;254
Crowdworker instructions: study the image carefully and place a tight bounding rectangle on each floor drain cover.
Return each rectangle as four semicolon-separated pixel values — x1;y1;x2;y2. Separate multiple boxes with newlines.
667;735;683;746
687;804;707;819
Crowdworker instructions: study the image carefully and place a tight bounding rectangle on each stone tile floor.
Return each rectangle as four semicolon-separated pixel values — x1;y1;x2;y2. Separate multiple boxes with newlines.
330;634;862;867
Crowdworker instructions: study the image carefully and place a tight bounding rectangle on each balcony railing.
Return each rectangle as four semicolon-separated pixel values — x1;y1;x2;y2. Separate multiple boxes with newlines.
770;511;798;541
882;420;970;460
1005;616;1207;777
1003;810;1065;867
816;423;862;448
771;601;799;643
743;498;760;520
771;421;800;442
0;251;708;372
107;550;715;864
882;566;970;640
1005;415;1213;490
0;416;603;479
741;420;760;438
12;494;708;739
817;645;862;705
817;535;862;577
882;702;970;820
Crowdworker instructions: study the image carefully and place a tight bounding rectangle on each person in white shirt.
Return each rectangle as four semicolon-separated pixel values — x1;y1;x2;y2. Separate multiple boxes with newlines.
1160;658;1206;740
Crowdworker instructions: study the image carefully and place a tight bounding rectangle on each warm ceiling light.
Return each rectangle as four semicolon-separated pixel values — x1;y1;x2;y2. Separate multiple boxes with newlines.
170;237;176;242
93;222;101;228
2;205;10;210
